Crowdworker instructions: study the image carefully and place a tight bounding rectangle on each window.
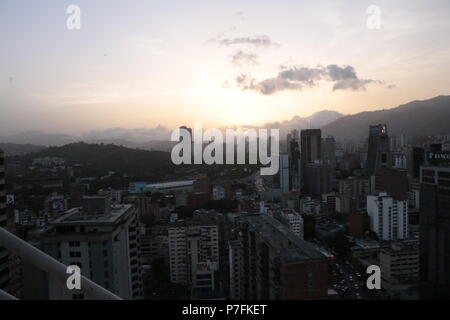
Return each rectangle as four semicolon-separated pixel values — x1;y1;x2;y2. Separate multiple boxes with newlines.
69;251;81;258
69;241;81;247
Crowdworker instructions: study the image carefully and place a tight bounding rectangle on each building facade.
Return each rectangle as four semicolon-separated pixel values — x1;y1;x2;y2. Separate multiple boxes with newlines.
41;197;143;300
367;193;408;241
234;214;328;300
419;166;450;299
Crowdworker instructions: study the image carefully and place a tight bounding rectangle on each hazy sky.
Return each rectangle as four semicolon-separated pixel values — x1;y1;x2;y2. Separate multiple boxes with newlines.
1;0;450;135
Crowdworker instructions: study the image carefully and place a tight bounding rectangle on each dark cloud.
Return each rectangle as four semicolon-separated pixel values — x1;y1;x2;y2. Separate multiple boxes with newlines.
230;50;259;67
236;64;389;95
210;34;276;48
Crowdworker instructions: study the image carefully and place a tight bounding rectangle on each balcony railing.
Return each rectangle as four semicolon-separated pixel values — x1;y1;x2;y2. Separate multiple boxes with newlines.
0;227;121;300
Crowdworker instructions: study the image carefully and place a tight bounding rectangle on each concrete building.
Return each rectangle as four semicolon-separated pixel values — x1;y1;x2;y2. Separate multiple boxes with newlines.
280;209;304;239
380;241;419;299
367;193;408;241
279;154;290;194
322;136;336;169
338;177;370;211
366;124;392;176
419;166;450;299
304;161;332;196
228;239;242;300
168;216;220;297
41;197;143;300
301;129;322;187
235;214;328;299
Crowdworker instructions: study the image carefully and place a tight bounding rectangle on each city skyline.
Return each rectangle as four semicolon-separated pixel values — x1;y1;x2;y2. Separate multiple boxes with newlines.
1;0;450;135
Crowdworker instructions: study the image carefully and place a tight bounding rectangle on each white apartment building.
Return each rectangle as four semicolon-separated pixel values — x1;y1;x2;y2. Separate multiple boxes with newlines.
168;218;219;294
367;192;408;241
280;209;304;239
41;197;142;300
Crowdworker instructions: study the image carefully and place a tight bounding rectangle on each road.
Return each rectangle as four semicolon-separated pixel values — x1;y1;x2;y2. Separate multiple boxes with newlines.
329;258;379;300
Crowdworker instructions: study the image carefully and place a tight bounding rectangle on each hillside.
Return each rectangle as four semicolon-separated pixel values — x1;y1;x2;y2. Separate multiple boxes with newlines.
321;95;450;140
19;142;173;178
0;143;46;156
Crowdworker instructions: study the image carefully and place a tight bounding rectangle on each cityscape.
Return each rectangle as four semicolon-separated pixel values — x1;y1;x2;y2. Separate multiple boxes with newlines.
1;0;450;306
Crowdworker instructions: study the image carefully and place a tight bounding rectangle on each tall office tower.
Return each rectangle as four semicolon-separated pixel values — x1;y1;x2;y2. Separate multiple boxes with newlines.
412;147;426;178
367;192;408;241
41;197;143;300
279;154;290;194
301;129;322;192
366;124;392;176
304;162;332;196
419;166;450;299
236;214;328;300
0;148;10;290
168;216;219;297
301;129;322;168
322;136;336;168
228;239;243;300
287;133;301;191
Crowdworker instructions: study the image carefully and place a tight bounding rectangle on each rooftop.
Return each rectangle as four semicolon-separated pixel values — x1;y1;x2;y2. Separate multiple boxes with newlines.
243;214;325;262
51;204;133;225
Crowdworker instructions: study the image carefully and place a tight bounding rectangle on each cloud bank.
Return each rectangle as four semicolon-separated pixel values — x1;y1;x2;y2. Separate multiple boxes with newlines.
236;64;388;95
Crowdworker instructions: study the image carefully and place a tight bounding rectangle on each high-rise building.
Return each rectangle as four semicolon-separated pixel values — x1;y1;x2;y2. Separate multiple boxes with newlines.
287;132;301;191
409;147;424;178
41;197;143;300
338;177;370;212
235;214;328;299
279;154;290;194
301;129;321;174
371;168;409;201
322;136;336;168
0;148;10;291
367;192;408;241
228;239;242;300
304;162;332;196
366;124;392;176
168;216;219;297
419;166;450;299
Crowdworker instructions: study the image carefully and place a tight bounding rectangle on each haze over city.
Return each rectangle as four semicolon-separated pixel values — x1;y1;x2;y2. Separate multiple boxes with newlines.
1;0;450;136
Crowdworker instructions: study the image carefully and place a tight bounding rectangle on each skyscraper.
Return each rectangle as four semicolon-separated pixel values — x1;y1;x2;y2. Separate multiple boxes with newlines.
301;129;322;193
419;166;450;299
322;136;336;168
301;129;322;167
366;124;392;176
287;131;301;191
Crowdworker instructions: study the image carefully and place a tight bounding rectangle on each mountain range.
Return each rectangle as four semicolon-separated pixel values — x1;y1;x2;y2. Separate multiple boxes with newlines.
1;95;449;152
321;95;450;140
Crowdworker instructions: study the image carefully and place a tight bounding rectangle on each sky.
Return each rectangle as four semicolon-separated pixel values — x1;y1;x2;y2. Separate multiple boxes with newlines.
1;0;450;136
